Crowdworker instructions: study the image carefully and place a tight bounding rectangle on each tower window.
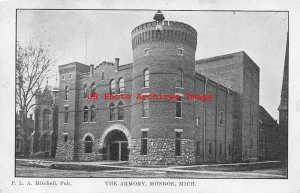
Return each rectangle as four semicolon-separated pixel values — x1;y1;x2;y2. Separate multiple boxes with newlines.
219;111;224;126
83;84;88;98
175;131;182;156
245;145;248;156
175;95;182;118
219;143;222;155
65;86;69;101
144;48;149;56
101;72;105;80
84;135;93;153
143;69;149;88
117;101;124;120
83;106;89;122
90;105;96;122
142;100;149;118
64;106;68;124
109;79;116;94
196;117;200;127
141;131;148;155
109;103;116;121
176;69;183;88
178;48;184;55
118;78;125;93
250;138;254;150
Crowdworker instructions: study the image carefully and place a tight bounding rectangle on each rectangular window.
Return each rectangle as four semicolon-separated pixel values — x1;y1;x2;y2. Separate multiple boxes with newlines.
245;145;248;156
250;138;254;150
142;100;149;118
196;141;200;156
219;111;224;126
63;134;68;142
209;142;212;156
141;131;148;155
196;117;200;127
64;106;68;123
176;95;182;118
175;131;182;156
228;144;232;156
219;143;222;155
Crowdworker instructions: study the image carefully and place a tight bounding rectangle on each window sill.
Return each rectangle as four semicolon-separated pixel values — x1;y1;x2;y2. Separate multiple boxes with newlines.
117;119;124;121
64;123;69;124
175;87;184;89
108;120;116;122
175;117;183;119
142;87;149;89
142;117;149;119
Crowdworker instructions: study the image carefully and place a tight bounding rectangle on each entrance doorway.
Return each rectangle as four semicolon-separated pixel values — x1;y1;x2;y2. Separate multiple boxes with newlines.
104;130;129;161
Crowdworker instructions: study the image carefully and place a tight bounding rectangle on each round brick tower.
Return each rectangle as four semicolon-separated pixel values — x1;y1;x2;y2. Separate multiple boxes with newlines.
129;11;198;165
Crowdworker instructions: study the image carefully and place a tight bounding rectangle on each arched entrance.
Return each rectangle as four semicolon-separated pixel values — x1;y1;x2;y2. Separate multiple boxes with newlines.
99;124;132;161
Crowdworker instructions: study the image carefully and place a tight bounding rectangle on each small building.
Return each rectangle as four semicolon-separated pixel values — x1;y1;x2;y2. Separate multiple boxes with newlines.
258;106;280;161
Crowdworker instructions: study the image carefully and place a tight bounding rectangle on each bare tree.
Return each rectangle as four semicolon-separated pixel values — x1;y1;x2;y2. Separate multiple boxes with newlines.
16;40;56;156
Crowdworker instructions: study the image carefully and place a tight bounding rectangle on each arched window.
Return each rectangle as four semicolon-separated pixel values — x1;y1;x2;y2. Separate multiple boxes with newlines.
83;106;89;122
109;79;116;94
117;101;124;120
176;69;183;88
65;86;69;100
109;103;115;121
101;72;105;80
90;82;96;92
84;135;93;153
118;78;125;93
143;69;149;88
43;109;51;130
90;105;96;122
83;84;88;98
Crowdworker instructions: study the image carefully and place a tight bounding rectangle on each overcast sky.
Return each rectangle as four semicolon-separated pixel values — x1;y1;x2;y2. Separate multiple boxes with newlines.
17;10;288;120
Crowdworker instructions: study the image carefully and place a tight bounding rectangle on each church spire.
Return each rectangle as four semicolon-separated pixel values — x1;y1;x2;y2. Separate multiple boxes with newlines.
278;32;289;111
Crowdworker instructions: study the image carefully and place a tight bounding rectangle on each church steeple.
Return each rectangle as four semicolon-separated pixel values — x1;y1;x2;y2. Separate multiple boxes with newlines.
278;32;288;161
278;32;289;112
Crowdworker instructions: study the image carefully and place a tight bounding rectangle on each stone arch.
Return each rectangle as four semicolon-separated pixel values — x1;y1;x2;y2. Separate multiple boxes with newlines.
82;132;95;141
99;124;132;149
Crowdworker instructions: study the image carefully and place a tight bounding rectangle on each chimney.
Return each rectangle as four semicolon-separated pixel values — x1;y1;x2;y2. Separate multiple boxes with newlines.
115;58;120;69
90;64;94;75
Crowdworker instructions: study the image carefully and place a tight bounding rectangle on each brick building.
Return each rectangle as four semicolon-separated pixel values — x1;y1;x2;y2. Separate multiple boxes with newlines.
55;11;263;165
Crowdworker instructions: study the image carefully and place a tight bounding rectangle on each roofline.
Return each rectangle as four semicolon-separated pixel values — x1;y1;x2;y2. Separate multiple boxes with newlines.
196;51;244;64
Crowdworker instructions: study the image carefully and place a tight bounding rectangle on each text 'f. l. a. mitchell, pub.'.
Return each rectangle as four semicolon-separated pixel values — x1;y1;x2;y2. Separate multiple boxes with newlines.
34;10;264;165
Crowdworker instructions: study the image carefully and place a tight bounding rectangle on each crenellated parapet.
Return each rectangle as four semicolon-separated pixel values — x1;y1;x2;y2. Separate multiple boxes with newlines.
131;20;197;50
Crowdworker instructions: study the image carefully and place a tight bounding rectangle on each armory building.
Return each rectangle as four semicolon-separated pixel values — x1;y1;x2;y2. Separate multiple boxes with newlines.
53;11;260;165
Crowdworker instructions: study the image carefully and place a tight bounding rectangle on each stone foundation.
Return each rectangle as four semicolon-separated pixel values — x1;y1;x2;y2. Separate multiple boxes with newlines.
129;138;196;165
56;140;74;161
